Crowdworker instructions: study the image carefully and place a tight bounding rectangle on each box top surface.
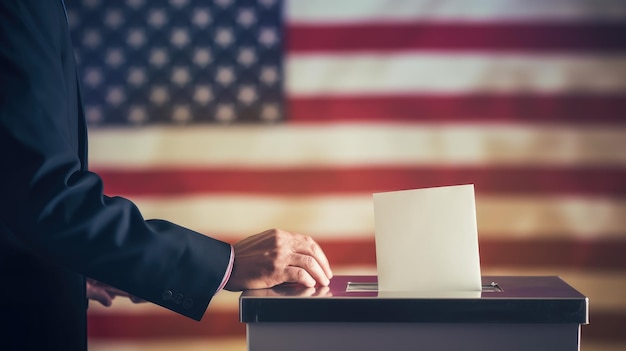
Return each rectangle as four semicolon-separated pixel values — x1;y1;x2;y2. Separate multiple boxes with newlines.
240;275;588;324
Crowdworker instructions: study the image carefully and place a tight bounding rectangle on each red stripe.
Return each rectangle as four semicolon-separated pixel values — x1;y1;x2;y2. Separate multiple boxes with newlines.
481;239;626;270
87;310;626;341
287;23;626;52
313;238;626;270
287;94;626;124
96;167;626;197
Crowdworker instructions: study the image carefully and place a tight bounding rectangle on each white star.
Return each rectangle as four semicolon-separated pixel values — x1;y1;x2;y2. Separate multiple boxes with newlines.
215;104;236;123
149;48;169;67
215;66;235;86
128;105;147;124
192;8;211;27
261;104;281;122
260;66;279;85
148;9;168;28
171;28;190;47
106;86;125;106
82;29;101;49
104;9;124;29
127;67;147;86
127;28;146;48
237;8;256;27
105;48;125;68
150;86;169;105
238;85;258;105
83;67;103;87
193;85;213;105
258;27;279;47
215;27;234;47
172;105;192;123
237;47;257;67
193;48;212;67
171;67;191;86
85;105;103;124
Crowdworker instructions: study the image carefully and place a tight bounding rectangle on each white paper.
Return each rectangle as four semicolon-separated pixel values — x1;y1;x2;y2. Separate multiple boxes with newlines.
373;184;481;293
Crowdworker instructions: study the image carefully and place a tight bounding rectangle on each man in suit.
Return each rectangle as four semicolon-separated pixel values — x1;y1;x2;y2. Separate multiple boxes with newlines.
0;1;333;350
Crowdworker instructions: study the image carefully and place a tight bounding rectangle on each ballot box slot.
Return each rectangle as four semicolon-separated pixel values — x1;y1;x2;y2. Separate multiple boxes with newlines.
346;282;502;293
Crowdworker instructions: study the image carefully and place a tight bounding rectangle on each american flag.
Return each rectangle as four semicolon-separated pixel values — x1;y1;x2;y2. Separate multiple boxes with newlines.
65;0;626;350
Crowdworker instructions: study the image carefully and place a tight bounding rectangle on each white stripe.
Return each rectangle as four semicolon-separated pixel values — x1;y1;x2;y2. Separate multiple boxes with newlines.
87;267;626;314
287;0;626;23
129;194;626;240
287;54;626;95
88;125;626;168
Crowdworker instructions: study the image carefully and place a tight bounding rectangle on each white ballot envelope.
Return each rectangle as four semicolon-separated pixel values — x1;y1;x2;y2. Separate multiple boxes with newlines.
373;184;481;293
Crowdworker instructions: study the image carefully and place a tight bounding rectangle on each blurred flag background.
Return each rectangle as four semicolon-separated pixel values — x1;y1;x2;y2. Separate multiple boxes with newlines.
65;0;626;350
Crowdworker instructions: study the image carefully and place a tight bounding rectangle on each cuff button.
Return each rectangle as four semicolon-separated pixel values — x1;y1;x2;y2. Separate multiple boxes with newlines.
161;290;173;301
173;293;183;304
183;298;193;309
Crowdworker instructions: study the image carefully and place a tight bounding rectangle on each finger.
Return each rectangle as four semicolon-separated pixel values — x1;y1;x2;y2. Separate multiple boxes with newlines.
130;296;146;303
283;266;316;288
104;286;131;297
90;291;114;307
88;279;131;298
99;297;113;307
291;235;333;280
289;252;330;286
311;242;333;279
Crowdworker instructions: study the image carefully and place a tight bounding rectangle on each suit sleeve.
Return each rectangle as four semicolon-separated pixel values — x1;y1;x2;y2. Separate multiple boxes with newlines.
0;0;231;321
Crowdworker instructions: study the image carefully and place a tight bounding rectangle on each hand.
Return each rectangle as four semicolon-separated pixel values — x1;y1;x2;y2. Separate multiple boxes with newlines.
86;278;144;307
225;229;333;291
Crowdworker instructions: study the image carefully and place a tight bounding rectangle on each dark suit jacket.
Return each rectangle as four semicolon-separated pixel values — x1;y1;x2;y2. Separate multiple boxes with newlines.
0;1;232;349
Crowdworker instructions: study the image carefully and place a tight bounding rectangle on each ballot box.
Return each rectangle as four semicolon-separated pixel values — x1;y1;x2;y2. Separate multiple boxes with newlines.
240;275;588;351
